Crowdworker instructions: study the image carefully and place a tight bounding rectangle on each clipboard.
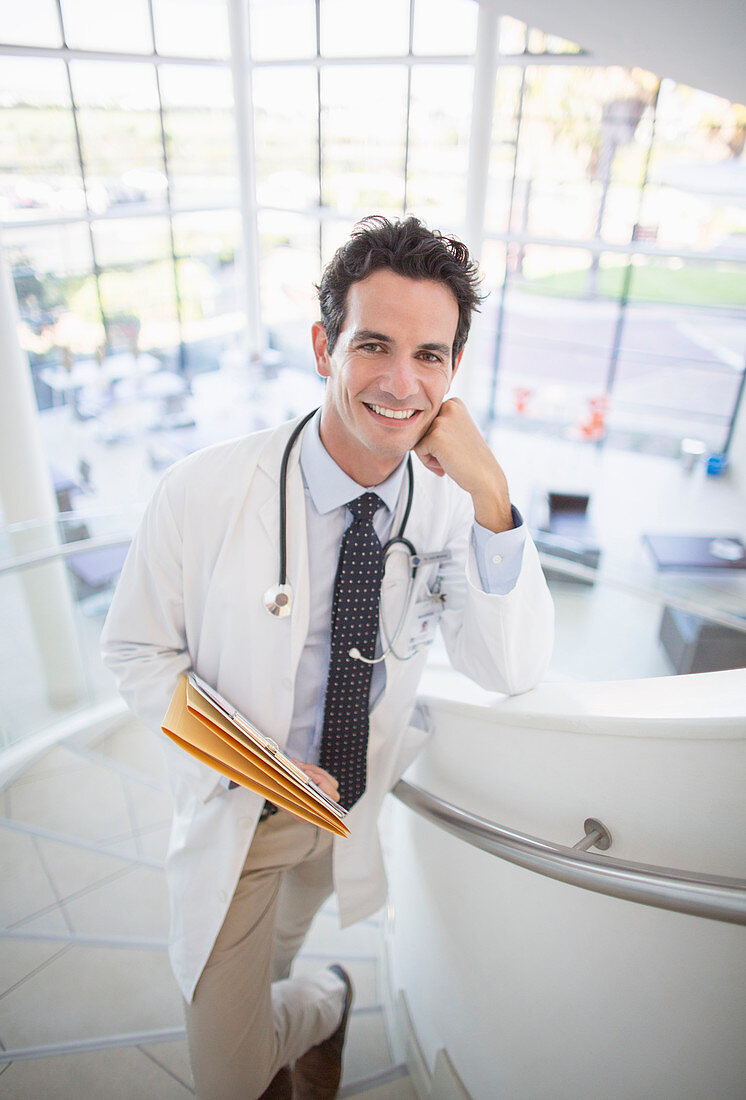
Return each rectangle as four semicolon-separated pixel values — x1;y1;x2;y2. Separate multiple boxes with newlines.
162;673;349;837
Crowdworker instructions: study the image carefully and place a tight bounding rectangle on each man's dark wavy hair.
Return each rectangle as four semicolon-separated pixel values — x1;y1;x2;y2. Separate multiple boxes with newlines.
317;215;483;365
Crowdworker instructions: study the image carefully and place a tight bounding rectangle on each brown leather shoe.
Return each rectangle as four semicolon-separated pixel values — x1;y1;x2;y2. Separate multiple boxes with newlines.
258;1064;292;1099
293;964;353;1099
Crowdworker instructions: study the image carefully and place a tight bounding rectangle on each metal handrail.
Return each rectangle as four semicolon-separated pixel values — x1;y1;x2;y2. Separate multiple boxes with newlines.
393;779;746;925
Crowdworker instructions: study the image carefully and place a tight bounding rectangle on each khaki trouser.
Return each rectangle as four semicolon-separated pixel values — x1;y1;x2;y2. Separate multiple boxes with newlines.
183;810;347;1099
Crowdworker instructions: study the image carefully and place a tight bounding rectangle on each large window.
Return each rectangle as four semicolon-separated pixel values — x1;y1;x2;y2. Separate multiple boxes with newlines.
482;63;746;455
249;0;478;370
1;0;240;399
2;0;745;459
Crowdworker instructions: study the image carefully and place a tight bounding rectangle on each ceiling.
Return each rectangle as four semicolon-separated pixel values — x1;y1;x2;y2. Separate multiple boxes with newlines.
480;0;746;107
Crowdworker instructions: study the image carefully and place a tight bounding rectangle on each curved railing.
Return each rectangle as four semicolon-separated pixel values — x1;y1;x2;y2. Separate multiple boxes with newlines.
3;548;745;636
0;513;743;756
393;779;746;925
1;519;743;630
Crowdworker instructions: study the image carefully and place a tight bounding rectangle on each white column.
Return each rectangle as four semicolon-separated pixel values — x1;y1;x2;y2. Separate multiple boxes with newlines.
228;0;264;360
464;1;499;261
459;2;500;413
0;230;84;707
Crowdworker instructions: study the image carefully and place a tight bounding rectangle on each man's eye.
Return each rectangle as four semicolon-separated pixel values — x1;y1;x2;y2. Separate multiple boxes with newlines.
360;343;383;352
420;352;444;364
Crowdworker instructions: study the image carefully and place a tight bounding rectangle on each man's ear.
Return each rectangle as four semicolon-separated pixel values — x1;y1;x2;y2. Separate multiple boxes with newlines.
312;322;331;379
449;348;464;388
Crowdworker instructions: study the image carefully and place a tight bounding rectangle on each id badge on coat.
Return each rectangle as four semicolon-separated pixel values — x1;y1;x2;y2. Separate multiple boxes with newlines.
400;550;450;657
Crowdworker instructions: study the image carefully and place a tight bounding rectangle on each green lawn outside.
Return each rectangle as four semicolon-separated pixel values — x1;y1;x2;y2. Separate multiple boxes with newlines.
518;262;746;307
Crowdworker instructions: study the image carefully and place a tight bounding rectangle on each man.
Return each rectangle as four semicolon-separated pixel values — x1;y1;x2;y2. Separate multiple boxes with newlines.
101;216;553;1098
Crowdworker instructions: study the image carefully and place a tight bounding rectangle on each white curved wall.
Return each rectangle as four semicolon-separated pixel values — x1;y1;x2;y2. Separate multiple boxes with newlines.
384;669;746;1099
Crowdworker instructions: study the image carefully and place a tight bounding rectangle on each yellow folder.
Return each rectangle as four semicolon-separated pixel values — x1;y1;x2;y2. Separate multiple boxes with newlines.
162;673;349;838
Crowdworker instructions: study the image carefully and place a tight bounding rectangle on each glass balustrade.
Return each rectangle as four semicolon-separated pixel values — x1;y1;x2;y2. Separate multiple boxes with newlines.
2;500;744;757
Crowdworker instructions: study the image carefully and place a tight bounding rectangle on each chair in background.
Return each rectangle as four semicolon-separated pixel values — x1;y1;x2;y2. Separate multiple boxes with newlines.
530;491;602;586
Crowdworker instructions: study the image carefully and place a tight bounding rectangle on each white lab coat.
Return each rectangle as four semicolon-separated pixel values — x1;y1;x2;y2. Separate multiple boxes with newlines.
101;415;553;1001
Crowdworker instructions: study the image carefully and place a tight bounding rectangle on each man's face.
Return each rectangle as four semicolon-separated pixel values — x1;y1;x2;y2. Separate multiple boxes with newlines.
312;269;462;484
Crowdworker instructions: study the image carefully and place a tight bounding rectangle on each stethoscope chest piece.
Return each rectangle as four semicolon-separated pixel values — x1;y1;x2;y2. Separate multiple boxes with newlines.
264;583;293;617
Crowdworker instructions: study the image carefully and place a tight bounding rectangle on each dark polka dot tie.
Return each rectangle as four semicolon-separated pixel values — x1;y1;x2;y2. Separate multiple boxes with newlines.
319;492;385;810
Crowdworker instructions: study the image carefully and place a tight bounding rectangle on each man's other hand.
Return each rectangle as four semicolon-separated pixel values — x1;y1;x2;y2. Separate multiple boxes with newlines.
292;760;340;802
413;397;514;533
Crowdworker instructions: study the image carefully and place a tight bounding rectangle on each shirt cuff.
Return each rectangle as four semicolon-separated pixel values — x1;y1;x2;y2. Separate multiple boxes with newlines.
471;505;527;595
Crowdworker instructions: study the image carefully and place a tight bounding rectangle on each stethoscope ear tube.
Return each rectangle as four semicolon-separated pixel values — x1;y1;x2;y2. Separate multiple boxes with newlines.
264;407;319;617
277;408;319;590
380;533;423;660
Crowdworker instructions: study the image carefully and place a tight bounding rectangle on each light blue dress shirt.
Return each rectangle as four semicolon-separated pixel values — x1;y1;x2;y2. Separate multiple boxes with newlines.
284;411;528;764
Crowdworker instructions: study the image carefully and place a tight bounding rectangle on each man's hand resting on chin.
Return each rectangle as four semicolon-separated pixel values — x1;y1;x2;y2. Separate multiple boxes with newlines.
413;397;514;534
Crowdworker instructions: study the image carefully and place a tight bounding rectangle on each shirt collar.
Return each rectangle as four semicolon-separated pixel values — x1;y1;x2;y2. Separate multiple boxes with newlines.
299;409;407;516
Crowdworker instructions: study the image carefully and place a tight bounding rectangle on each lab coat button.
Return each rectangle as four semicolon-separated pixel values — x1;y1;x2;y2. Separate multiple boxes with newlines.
218;890;227;903
281;678;292;691
492;554;503;565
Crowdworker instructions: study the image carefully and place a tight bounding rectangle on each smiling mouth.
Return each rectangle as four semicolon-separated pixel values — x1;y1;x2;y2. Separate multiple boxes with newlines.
365;403;420;420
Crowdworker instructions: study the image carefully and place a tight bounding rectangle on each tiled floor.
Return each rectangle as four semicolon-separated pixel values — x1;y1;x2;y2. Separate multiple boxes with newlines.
0;721;416;1098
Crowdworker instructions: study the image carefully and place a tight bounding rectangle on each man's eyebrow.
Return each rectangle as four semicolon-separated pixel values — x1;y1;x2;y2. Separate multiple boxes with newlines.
419;341;451;357
350;329;393;344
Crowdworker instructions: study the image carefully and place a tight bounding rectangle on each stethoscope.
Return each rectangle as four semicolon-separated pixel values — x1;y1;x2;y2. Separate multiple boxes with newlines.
263;407;421;663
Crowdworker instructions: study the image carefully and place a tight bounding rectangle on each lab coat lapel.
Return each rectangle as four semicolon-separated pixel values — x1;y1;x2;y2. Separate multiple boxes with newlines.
258;494;278;555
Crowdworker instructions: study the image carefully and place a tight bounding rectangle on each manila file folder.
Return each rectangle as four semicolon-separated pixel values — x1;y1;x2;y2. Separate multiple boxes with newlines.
162;673;349;838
